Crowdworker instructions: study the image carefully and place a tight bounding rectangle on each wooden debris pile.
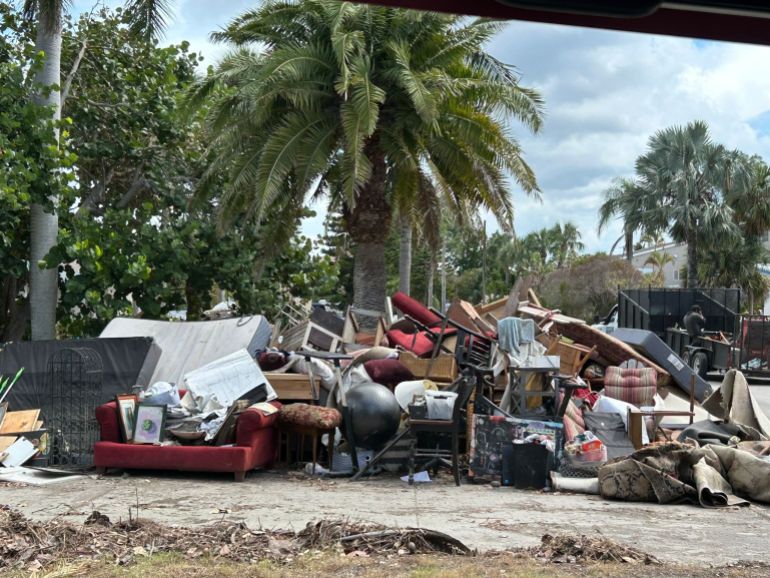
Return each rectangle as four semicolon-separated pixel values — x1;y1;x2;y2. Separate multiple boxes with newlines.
527;533;660;565
0;507;471;572
297;519;471;556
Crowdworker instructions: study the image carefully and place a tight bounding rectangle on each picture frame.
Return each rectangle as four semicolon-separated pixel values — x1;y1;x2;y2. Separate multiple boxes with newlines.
132;404;166;445
116;395;138;442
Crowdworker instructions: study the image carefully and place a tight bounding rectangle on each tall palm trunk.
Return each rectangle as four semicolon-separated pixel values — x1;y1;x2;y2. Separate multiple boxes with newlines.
349;138;391;322
30;5;62;340
440;241;447;312
398;215;412;295
624;227;633;262
426;255;435;308
686;231;698;288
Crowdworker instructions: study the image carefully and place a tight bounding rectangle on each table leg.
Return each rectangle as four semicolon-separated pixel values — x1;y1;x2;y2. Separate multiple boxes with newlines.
312;431;318;474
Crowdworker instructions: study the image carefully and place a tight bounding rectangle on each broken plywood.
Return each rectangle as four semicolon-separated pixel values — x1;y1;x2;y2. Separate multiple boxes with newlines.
0;409;40;435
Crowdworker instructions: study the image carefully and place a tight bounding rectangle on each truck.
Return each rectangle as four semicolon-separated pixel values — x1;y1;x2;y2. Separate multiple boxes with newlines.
616;287;770;378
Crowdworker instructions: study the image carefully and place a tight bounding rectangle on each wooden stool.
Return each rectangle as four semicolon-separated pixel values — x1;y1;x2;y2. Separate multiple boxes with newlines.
280;424;334;473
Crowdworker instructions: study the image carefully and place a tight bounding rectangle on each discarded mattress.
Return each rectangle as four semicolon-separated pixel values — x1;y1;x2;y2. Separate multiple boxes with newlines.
611;328;711;402
99;316;271;386
0;337;160;409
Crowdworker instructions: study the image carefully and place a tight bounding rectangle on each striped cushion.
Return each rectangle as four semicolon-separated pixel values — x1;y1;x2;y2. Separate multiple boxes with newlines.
561;396;585;429
603;366;657;406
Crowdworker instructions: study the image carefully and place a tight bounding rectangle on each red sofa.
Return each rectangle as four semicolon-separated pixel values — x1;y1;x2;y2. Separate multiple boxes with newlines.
94;392;281;481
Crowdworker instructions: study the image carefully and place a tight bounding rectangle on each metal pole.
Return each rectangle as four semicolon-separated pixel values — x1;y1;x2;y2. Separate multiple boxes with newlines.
689;374;695;425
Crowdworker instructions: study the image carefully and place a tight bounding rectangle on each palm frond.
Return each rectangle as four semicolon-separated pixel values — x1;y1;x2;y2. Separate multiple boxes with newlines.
124;0;173;41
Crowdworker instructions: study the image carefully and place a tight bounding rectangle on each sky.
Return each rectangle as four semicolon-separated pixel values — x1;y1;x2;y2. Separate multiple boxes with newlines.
74;0;770;254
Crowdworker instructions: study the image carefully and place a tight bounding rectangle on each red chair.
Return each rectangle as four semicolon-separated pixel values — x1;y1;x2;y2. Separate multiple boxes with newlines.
387;292;457;357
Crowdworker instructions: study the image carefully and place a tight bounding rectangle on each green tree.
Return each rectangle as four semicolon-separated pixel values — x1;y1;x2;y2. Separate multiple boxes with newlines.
598;177;642;262
190;1;544;315
699;156;770;310
599;121;748;287
551;222;584;269
643;251;674;286
44;8;319;335
537;253;643;321
0;4;72;340
21;0;175;339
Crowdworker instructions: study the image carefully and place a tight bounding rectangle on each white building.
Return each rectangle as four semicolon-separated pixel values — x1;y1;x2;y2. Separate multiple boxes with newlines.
631;241;688;288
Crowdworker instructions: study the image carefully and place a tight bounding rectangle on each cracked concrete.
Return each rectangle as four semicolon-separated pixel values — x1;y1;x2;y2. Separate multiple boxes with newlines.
2;469;769;565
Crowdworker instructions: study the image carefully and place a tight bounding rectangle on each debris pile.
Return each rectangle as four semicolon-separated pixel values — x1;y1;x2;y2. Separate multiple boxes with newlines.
528;533;660;565
0;507;471;571
298;519;471;555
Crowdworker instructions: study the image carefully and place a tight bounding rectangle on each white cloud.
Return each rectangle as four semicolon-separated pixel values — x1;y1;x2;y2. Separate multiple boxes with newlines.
489;22;770;252
72;3;770;252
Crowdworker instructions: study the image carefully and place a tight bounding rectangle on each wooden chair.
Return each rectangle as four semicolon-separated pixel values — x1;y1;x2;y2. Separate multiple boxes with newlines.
407;375;476;486
545;336;596;378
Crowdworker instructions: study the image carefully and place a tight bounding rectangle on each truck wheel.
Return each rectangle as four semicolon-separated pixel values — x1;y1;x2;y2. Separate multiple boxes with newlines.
692;351;709;379
682;350;691;366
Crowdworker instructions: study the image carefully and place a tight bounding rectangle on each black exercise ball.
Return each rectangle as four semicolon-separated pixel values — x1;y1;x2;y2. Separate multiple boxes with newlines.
345;382;401;450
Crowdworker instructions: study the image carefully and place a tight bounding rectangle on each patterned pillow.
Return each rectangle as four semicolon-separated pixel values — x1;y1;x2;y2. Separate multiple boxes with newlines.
603;366;657;406
278;403;342;430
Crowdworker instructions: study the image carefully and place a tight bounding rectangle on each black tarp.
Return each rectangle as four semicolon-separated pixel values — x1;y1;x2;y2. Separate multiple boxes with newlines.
0;337;160;411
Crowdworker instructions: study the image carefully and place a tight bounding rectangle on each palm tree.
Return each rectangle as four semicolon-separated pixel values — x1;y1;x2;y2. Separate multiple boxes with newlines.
635;121;749;288
190;1;544;313
598;177;642;263
701;155;770;310
23;0;173;339
643;251;674;286
552;222;583;268
394;170;440;296
528;228;552;266
599;121;748;287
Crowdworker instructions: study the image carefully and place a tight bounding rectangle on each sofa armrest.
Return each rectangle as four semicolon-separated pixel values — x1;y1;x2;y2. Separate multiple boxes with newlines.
95;401;122;443
235;401;282;447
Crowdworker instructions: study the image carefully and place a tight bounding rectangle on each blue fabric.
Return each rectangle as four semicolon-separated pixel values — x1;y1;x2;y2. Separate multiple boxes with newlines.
498;317;536;355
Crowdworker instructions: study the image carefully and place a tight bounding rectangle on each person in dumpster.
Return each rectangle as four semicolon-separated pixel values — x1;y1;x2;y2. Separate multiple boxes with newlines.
684;305;706;338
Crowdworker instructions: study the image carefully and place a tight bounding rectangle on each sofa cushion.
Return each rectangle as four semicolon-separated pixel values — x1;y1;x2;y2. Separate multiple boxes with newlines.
363;359;414;387
278;404;342;430
392;291;442;326
604;366;657;406
94;441;253;472
386;329;436;357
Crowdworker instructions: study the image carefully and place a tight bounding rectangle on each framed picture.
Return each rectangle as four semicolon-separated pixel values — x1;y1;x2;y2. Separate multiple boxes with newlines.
132;404;166;445
116;395;138;442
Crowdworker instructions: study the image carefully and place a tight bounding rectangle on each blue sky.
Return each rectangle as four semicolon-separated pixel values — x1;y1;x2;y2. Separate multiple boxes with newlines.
74;0;770;253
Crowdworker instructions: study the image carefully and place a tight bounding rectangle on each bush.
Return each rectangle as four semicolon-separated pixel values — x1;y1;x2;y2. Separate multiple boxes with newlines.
536;254;643;322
